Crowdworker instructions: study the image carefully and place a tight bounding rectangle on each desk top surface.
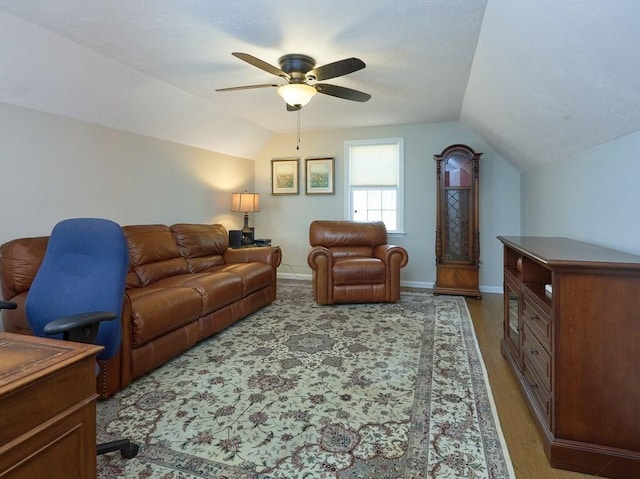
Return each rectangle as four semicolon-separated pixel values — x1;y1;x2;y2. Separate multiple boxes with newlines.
498;236;640;269
0;332;102;393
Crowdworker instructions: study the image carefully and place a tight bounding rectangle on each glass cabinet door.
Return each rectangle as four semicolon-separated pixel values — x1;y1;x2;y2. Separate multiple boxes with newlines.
443;154;473;262
504;279;522;366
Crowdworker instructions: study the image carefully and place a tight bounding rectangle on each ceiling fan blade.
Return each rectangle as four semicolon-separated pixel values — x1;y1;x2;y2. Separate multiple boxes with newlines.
315;83;371;102
307;57;365;81
232;52;289;79
286;103;301;112
215;83;280;92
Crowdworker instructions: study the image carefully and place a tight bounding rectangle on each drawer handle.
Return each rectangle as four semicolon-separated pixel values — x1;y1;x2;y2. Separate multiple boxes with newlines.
529;313;538;321
530;382;538;389
530;348;539;355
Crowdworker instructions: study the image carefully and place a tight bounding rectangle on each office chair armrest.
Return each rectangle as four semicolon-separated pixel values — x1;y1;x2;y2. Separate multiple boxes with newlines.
44;311;116;344
0;300;18;310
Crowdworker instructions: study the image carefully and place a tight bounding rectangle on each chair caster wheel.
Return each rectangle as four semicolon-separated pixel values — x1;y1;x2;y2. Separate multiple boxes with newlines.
121;442;139;459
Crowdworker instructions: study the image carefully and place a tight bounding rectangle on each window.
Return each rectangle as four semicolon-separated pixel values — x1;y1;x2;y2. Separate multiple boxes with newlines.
344;138;404;234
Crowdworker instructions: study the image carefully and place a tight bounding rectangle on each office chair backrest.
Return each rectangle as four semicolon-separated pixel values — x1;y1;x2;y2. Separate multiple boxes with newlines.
25;218;129;360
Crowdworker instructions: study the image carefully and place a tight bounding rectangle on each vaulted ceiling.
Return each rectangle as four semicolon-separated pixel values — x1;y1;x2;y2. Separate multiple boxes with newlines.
0;0;638;170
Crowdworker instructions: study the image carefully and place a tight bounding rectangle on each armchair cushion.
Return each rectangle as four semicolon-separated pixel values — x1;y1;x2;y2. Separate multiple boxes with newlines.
332;258;386;285
309;221;387;248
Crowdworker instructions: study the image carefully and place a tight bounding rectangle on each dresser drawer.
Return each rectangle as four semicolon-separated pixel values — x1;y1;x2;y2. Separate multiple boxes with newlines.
522;294;551;351
522;325;551;391
523;354;552;428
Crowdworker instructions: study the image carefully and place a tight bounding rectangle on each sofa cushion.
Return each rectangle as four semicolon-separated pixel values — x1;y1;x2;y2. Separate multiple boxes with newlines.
149;272;245;315
170;223;229;273
123;224;189;286
126;286;202;348
185;255;226;273
171;223;229;256
181;272;244;314
214;263;273;296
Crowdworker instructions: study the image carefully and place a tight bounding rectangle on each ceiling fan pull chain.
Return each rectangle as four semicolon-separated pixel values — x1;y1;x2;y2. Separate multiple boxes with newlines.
297;109;301;150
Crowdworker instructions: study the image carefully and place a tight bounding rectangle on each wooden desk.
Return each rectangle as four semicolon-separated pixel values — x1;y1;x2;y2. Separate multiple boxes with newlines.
0;332;102;479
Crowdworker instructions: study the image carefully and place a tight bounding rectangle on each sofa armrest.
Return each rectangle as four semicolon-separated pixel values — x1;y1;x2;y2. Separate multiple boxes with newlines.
223;246;282;269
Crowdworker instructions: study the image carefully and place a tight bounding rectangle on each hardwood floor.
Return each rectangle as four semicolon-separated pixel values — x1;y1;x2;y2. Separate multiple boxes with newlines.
464;293;595;479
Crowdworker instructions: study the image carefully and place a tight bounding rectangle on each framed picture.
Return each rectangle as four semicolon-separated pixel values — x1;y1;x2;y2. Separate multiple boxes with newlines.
305;157;335;195
271;158;299;195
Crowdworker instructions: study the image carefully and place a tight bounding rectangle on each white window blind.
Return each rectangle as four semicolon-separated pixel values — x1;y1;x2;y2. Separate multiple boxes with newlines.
349;144;399;186
344;138;404;234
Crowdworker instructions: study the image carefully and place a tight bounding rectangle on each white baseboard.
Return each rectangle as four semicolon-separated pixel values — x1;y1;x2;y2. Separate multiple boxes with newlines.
276;273;501;295
480;285;503;294
400;280;433;289
277;273;434;289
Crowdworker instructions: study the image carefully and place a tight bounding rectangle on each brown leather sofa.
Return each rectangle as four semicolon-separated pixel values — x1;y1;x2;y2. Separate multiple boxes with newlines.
307;220;408;305
0;223;281;398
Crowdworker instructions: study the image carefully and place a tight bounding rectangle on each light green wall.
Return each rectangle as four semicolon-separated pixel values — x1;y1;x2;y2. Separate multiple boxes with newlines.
254;122;521;291
522;131;640;255
0;101;255;246
0;101;523;291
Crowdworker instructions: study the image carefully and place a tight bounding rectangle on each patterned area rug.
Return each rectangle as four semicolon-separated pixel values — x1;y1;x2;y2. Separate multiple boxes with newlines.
97;280;514;479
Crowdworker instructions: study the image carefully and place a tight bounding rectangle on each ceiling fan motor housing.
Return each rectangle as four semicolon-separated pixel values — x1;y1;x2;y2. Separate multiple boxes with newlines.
278;54;316;82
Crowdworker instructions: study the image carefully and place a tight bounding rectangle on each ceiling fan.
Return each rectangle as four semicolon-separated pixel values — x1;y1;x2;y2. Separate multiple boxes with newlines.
216;52;372;111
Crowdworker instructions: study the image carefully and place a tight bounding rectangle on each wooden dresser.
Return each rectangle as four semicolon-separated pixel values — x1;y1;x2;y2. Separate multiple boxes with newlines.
498;236;640;478
0;332;102;479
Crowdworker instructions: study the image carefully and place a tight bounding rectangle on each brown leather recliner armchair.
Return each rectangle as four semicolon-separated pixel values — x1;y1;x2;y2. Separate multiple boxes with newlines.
307;220;409;305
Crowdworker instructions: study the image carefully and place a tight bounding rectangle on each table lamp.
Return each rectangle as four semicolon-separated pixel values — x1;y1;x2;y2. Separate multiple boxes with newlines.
231;192;260;245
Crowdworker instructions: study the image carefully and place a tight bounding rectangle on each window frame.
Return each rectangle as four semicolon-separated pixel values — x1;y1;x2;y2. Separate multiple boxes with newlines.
344;137;405;235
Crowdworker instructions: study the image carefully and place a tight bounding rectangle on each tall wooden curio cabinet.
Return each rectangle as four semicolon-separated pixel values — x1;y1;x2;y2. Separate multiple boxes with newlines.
434;144;482;298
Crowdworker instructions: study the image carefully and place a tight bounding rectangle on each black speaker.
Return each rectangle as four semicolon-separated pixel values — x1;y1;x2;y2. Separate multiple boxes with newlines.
229;230;243;248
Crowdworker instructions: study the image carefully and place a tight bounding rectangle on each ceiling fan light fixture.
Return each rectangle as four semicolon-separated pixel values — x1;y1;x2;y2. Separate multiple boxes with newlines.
277;83;316;107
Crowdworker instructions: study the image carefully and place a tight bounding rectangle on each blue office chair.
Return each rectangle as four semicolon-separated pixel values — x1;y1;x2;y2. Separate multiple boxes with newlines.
0;218;138;459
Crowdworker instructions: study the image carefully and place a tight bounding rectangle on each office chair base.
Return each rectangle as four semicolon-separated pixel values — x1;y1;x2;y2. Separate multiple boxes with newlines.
98;439;140;459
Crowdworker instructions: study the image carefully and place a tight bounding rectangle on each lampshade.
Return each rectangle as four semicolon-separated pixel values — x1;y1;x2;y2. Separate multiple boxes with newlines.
277;83;317;107
231;192;260;213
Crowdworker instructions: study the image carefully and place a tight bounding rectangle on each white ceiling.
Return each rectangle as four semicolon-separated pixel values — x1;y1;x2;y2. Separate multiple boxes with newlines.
0;0;639;169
